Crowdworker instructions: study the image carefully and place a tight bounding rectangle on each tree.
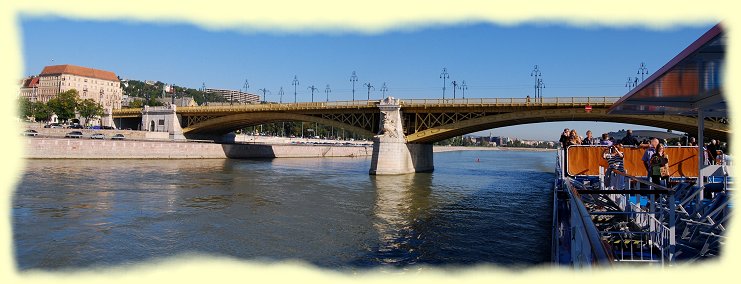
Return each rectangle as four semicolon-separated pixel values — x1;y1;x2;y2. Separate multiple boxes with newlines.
18;97;33;119
47;89;80;123
32;102;53;122
78;99;104;124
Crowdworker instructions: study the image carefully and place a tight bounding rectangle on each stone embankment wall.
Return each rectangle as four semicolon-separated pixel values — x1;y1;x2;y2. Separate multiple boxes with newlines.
25;138;372;159
25;124;169;140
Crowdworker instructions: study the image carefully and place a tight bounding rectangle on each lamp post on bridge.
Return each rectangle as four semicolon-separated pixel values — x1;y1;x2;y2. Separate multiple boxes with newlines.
292;75;299;103
307;85;319;102
350;71;358;101
440;68;449;99
363;82;374;101
531;65;543;102
278;87;284;103
625;76;638;90
461;80;468;99
451;80;458;99
380;82;388;97
325;84;331;102
241;78;249;106
258;88;270;102
637;62;649;82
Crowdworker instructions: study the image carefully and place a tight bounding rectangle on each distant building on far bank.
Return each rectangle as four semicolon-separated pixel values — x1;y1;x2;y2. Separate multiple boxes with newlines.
19;64;123;110
204;88;260;104
155;97;198;107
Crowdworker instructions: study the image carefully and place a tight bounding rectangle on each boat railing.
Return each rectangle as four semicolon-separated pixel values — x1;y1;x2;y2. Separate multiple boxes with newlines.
599;168;677;264
563;178;615;267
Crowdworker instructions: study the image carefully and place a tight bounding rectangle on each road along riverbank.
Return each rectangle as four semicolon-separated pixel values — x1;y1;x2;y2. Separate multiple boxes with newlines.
24;137;372;159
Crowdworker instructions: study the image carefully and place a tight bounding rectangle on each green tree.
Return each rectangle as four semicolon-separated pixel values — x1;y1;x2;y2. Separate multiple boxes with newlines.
47;89;80;123
18;97;33;119
78;99;104;124
32;102;53;122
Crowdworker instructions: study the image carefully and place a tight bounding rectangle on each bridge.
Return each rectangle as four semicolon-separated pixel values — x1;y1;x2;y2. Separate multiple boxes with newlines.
112;96;729;175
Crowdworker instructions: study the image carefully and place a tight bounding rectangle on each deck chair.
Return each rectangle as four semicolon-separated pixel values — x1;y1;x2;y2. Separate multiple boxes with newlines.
680;192;729;240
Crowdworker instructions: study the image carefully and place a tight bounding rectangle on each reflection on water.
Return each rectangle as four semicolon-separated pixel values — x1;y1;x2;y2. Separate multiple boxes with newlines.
14;151;554;270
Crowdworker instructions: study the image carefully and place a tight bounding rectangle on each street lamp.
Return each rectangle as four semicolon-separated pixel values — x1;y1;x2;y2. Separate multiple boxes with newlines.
637;62;649;82
325;84;331;102
350;71;358;101
363;82;375;101
439;68;449;99
258;88;270;102
292;75;299;103
380;82;388;97
451;80;458;99
307;85;318;102
278;87;284;103
461;80;468;99
625;76;638;90
531;65;543;101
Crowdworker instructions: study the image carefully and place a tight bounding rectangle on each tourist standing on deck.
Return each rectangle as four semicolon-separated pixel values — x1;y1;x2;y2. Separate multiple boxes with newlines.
621;129;640;147
707;139;719;165
599;133;612;146
642;138;659;177
688;137;698;146
582;130;596;145
559;128;570;149
603;142;625;189
567;130;582;147
649;144;670;186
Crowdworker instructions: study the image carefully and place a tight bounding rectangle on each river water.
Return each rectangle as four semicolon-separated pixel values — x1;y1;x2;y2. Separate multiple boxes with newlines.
13;150;556;270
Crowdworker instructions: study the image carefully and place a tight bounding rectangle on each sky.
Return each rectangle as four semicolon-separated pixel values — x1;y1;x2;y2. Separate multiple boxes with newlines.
19;17;715;140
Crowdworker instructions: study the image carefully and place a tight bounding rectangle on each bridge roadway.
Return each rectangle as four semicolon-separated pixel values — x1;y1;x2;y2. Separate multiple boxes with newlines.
112;96;729;143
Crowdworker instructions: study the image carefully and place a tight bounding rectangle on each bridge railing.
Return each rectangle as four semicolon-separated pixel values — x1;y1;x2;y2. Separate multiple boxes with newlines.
113;97;623;115
401;97;621;107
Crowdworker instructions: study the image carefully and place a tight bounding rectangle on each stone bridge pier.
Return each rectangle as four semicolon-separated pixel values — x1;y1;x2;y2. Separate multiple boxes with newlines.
369;97;434;175
141;105;186;140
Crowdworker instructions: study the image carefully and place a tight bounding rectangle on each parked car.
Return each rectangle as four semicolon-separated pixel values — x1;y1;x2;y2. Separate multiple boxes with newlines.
90;125;102;130
44;123;62;128
65;131;83;138
70;124;84;129
22;129;39;137
111;134;125;140
90;133;105;139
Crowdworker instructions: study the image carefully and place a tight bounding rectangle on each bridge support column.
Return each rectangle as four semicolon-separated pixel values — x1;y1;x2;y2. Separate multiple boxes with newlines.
142;105;186;140
369;97;434;175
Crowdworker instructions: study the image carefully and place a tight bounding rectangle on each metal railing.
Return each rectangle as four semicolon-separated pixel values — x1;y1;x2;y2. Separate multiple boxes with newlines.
402;96;620;107
114;97;622;116
563;178;615;267
599;169;677;264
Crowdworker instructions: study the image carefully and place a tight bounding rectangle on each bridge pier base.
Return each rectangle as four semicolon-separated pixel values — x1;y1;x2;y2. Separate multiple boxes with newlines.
369;139;433;175
369;96;434;175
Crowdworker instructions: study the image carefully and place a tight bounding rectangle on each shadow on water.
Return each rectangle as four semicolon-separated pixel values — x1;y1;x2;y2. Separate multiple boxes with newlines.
13;151;554;270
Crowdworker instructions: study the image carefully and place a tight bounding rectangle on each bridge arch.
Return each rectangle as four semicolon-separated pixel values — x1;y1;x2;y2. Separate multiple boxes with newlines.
406;108;729;143
182;112;375;137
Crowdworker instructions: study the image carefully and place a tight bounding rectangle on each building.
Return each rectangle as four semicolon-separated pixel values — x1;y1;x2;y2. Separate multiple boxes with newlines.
19;64;123;110
204;88;260;104
155;97;198;107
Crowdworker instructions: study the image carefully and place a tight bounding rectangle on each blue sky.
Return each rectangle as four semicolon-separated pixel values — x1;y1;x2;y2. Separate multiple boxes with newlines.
19;17;714;140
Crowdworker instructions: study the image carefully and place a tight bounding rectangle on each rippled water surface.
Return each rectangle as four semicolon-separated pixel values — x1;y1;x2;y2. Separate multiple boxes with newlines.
13;150;555;270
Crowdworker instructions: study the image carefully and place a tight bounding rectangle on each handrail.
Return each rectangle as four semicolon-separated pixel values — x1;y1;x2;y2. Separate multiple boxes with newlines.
564;178;615;266
609;168;673;192
113;96;623;115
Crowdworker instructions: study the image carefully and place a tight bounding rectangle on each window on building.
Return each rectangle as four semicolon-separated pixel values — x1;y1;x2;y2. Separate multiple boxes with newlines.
158;119;165;126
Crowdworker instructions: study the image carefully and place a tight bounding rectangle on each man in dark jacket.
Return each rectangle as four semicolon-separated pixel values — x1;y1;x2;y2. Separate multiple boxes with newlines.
620;129;640;146
559;128;570;149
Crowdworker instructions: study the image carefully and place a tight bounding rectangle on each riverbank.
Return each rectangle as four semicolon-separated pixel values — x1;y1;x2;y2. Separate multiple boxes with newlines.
433;146;556;153
24;137;372;159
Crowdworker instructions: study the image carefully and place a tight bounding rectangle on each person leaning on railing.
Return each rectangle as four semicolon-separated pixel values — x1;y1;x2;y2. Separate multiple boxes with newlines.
603;142;625;189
